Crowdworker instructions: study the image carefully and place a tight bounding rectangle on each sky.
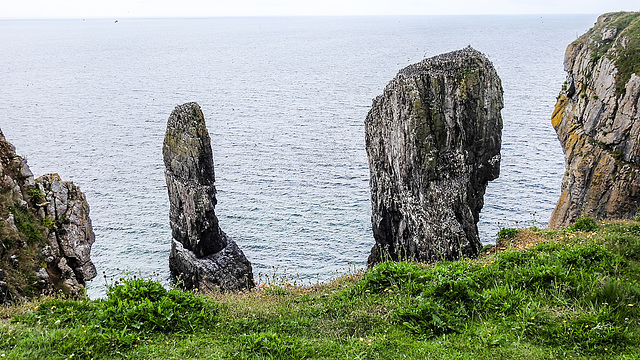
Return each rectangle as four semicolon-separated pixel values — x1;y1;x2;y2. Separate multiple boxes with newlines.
0;0;639;19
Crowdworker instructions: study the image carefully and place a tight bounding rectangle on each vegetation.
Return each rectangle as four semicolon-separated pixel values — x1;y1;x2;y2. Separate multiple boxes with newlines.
583;12;640;97
2;219;640;359
0;195;50;301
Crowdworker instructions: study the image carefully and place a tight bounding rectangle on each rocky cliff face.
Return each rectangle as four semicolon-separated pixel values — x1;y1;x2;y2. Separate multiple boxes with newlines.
0;129;96;303
549;12;640;227
163;102;254;291
365;47;503;264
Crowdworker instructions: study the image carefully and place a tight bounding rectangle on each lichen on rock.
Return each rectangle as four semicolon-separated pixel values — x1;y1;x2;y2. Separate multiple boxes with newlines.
549;12;640;227
365;46;503;265
163;102;254;291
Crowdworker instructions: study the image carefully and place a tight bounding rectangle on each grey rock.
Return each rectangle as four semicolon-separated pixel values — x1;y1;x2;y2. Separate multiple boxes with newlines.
601;27;617;41
163;102;254;291
0;127;96;302
549;12;640;227
169;238;254;291
4;213;18;233
36;267;49;281
365;46;503;264
35;174;97;283
19;161;34;186
36;267;50;290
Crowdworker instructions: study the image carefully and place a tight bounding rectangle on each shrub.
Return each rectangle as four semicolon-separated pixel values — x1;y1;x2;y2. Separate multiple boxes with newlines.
27;188;45;205
356;261;425;294
572;217;600;232
497;227;520;241
393;299;464;337
99;276;218;334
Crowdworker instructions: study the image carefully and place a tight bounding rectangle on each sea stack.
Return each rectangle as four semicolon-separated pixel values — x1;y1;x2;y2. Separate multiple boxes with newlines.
549;12;640;227
365;47;503;264
163;102;254;291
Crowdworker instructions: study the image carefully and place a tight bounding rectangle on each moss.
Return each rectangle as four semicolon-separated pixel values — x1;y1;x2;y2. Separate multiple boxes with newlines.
612;149;624;159
42;216;55;230
27;187;45;205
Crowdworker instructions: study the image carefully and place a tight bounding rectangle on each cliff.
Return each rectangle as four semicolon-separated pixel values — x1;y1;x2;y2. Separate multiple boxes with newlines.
549;12;640;227
163;102;254;291
0;129;96;304
365;46;503;264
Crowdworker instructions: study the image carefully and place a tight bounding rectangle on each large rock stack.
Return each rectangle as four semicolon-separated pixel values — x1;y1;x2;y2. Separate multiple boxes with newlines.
549;12;640;227
365;47;503;264
163;102;254;291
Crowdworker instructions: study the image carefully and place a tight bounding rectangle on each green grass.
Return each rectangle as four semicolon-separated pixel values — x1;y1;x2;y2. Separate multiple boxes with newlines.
581;12;640;97
2;220;640;359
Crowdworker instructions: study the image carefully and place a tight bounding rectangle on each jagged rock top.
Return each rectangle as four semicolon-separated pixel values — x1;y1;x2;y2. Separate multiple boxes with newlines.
365;47;503;264
163;102;216;188
399;46;487;77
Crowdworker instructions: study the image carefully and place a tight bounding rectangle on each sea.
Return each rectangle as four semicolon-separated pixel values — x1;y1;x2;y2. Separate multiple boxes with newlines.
0;15;597;298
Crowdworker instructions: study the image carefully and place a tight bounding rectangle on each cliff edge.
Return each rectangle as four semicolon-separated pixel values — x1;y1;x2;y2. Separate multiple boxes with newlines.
365;47;503;264
0;129;96;304
550;12;640;227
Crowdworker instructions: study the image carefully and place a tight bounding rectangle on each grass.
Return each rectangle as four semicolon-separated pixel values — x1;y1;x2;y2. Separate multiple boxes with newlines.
580;12;640;97
2;220;640;359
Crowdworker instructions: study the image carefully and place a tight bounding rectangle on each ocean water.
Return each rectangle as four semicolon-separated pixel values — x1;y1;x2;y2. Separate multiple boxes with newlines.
0;15;596;297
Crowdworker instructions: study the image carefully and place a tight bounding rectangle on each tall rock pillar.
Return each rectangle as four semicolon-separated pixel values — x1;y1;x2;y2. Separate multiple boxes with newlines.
365;47;503;264
163;102;254;291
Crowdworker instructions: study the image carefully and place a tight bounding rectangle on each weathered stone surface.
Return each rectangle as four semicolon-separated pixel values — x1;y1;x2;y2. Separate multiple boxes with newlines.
164;102;254;291
549;12;640;227
35;173;97;284
366;47;503;265
0;128;96;303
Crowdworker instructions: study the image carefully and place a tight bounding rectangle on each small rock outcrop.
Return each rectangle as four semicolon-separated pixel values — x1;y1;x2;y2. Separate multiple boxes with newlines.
549;12;640;227
163;102;254;291
35;174;97;292
365;47;503;264
0;128;95;303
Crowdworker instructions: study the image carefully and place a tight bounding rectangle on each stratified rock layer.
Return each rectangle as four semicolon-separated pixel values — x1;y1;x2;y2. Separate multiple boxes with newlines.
163;102;254;291
366;47;503;264
0;128;95;303
549;12;640;227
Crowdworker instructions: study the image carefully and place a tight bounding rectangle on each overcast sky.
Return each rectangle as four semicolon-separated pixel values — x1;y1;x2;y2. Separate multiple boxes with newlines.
1;0;639;19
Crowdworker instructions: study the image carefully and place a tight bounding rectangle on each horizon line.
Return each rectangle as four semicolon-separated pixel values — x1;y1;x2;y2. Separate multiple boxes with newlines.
0;12;609;21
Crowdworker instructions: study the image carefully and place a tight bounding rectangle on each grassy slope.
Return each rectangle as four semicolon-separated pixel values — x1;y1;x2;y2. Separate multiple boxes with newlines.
2;220;640;359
